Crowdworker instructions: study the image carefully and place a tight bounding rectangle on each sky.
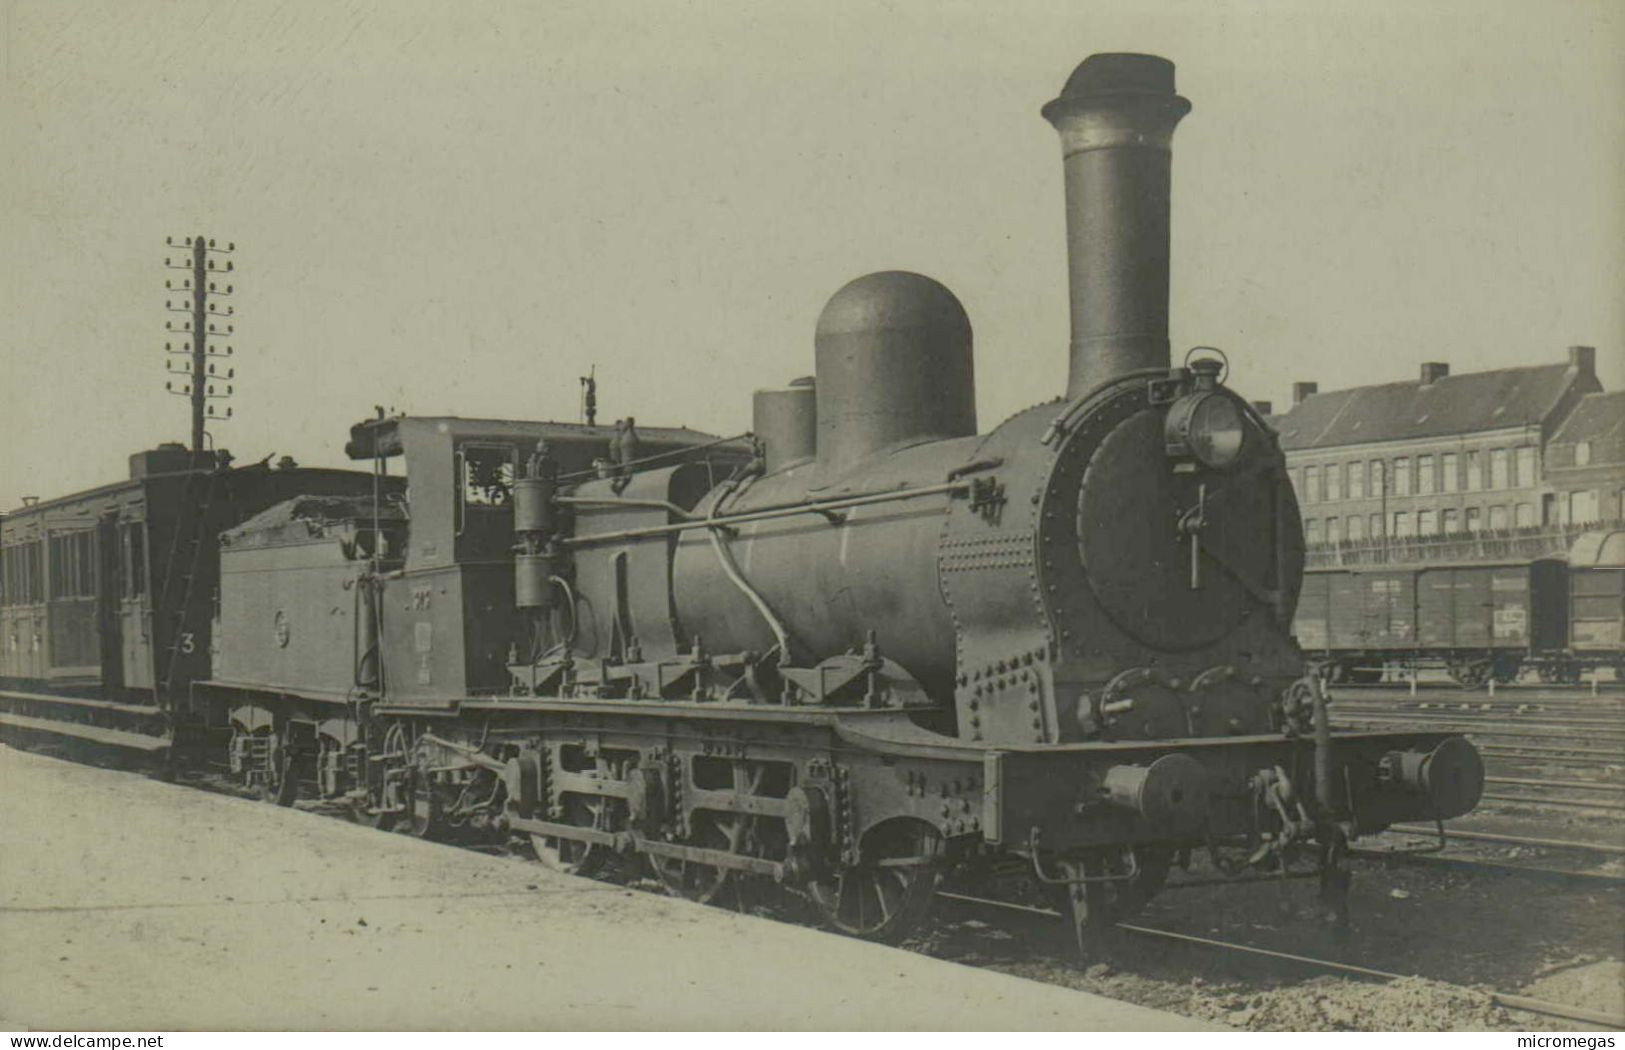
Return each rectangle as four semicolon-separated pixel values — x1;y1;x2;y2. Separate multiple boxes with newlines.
2;0;1621;508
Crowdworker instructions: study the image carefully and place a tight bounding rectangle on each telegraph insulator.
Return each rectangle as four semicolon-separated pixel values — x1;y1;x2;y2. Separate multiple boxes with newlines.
208;239;215;247
166;236;173;245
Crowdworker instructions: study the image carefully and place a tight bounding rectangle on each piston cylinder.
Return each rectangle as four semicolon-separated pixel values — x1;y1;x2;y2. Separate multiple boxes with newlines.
512;476;555;535
515;552;555;610
1043;54;1190;397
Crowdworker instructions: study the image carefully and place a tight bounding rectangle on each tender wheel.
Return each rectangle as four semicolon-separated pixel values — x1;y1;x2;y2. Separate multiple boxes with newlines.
349;799;396;831
400;780;440;838
531;795;612;877
808;820;943;944
260;742;298;807
651;810;749;904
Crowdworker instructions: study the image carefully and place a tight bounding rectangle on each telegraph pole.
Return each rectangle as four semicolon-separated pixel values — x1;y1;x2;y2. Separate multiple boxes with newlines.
164;235;237;458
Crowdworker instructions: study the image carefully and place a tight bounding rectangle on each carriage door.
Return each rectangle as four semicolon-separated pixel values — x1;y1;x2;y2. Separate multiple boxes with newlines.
97;512;125;691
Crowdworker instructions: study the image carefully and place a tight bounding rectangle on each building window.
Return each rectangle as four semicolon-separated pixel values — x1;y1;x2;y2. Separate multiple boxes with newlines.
1370;513;1384;538
1370;459;1386;498
1491;448;1509;489
1466;507;1482;533
1305;518;1322;544
1515;446;1536;486
1347;515;1365;542
1326;517;1342;544
1489;505;1508;530
1515;502;1535;528
1418;509;1436;535
1393;511;1412;538
1394;457;1412;496
1326;463;1343;502
1576;441;1592;467
1466;450;1482;492
1441;452;1459;493
1417;455;1435;495
1572;490;1600;524
1302;465;1319;503
1349;461;1366;500
1442;508;1459;533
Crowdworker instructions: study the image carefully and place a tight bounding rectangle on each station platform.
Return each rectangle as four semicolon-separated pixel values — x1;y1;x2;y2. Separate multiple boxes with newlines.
0;745;1211;1031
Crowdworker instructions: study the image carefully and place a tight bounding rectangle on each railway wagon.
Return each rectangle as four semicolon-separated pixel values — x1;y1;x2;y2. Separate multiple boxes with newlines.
0;444;381;751
1567;529;1625;678
1297;558;1592;687
188;53;1484;953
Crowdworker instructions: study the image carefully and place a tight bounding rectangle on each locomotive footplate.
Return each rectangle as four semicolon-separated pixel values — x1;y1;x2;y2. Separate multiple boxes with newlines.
977;730;1484;855
833;715;1484;857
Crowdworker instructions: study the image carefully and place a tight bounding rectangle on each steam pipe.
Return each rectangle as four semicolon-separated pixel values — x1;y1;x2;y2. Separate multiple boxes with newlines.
1043;54;1190;397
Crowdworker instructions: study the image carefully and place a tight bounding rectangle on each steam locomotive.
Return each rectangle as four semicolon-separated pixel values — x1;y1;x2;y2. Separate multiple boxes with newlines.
1;53;1484;951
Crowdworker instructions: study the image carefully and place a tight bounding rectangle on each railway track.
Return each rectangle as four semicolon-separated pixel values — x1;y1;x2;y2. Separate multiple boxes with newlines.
24;740;1625;1031
934;891;1625;1029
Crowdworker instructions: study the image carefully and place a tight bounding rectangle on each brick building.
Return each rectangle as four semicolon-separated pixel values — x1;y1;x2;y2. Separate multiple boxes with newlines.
1270;346;1615;560
1543;389;1625;525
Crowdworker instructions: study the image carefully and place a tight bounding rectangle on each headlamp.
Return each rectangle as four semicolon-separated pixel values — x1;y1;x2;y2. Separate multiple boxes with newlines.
1165;390;1246;469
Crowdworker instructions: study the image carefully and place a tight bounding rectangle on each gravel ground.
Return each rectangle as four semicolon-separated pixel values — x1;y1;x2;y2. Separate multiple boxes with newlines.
915;848;1625;1031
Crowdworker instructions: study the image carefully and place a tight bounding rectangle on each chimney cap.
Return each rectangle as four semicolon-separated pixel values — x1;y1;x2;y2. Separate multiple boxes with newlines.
1057;53;1177;99
1291;381;1319;406
1420;362;1449;385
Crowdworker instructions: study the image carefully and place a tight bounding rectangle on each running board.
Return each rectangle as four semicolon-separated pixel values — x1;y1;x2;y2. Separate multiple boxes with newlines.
0;710;172;753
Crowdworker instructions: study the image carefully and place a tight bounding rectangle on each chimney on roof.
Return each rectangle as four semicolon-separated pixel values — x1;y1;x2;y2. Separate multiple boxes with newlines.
1568;345;1595;374
1420;362;1449;386
1251;400;1273;416
1291;381;1318;406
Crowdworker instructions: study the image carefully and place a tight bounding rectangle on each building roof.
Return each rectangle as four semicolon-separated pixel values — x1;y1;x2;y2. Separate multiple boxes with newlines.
1274;363;1582;452
1549;389;1625;448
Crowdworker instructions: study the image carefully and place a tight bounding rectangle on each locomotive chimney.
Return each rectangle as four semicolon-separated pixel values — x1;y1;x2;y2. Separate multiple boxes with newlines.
1044;53;1190;398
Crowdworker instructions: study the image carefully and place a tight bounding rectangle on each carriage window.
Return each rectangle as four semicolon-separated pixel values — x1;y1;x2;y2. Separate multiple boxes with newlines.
460;445;516;507
124;523;147;598
47;531;97;600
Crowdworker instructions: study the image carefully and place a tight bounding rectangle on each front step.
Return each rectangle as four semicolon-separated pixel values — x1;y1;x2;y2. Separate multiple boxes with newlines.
0;710;172;752
0;688;174;770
